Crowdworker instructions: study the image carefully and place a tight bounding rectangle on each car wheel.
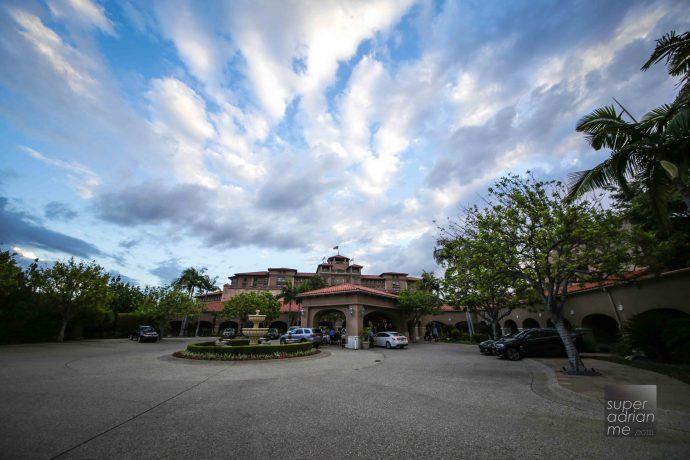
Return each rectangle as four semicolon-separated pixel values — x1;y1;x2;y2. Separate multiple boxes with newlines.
505;348;522;361
385;341;391;349
300;338;307;343
136;336;141;343
280;339;286;344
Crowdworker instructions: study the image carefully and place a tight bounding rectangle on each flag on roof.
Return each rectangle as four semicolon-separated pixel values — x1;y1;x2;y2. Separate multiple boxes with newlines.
333;245;339;250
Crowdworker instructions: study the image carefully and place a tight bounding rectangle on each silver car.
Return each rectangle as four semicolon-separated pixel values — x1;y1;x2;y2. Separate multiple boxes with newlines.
372;331;408;349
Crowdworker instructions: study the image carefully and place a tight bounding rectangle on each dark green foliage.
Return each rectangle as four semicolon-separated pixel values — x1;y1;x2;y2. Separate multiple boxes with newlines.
225;338;251;346
186;341;313;356
609;183;690;271
625;310;690;364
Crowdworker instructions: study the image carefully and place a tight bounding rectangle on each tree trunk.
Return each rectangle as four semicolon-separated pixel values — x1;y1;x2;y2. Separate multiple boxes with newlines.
57;318;68;342
553;314;586;373
491;321;499;340
179;315;188;337
194;317;201;337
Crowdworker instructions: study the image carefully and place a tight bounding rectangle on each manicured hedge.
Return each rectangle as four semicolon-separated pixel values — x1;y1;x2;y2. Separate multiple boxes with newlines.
225;338;250;346
186;341;313;356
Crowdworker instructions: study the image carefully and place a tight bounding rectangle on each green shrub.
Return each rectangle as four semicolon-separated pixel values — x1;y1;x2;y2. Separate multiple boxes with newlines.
186;341;313;356
225;338;251;346
625;311;690;364
449;329;463;341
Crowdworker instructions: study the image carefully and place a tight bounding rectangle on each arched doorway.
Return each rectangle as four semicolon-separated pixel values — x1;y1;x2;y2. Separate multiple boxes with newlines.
504;319;518;335
582;313;619;352
189;320;213;336
364;310;396;333
269;321;288;333
313;309;347;330
169;321;182;336
522;318;540;329
218;321;239;335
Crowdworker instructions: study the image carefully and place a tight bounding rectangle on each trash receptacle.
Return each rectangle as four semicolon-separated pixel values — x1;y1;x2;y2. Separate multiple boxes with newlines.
347;336;360;349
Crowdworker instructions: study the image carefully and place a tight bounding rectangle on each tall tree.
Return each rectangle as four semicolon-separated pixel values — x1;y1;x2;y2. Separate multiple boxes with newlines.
106;276;144;333
446;174;631;373
567;30;690;224
435;223;528;340
277;281;301;326
172;267;213;336
35;258;110;342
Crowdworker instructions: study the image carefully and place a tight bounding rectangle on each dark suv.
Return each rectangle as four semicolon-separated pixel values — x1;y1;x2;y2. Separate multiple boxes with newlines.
130;325;159;343
279;328;323;347
494;328;583;360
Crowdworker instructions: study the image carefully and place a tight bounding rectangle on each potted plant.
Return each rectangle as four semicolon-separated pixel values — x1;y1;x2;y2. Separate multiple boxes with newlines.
360;327;372;349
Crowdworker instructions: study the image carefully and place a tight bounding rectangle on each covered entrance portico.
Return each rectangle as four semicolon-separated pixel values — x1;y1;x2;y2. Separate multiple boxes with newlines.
299;284;404;341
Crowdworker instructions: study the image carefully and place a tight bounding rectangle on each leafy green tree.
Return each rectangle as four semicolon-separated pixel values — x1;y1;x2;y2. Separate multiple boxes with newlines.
35;258;110;342
0;250;27;310
608;182;690;271
223;291;280;334
568;30;690;224
397;288;442;341
137;286;195;337
446;174;632;373
435;224;528;340
106;276;144;333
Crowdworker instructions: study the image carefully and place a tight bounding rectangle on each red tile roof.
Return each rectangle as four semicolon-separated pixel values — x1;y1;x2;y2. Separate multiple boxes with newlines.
298;283;399;299
567;269;648;293
280;300;300;313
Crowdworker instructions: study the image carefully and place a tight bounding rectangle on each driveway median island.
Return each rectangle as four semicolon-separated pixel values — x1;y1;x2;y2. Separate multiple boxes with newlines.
173;340;319;361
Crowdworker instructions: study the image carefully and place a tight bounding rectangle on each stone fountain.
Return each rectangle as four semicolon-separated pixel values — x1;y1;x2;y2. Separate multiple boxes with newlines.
243;309;269;345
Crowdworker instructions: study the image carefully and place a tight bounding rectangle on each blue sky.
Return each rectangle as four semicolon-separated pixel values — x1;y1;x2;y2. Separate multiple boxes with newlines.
1;0;688;287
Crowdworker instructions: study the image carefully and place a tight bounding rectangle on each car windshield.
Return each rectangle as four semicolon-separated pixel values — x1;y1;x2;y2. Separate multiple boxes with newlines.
141;327;154;332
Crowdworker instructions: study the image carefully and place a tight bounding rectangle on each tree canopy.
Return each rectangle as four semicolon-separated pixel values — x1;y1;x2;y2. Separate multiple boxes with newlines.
442;174;632;373
223;291;280;333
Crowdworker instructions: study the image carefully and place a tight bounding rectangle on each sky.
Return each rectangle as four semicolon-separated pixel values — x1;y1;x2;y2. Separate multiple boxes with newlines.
0;0;688;288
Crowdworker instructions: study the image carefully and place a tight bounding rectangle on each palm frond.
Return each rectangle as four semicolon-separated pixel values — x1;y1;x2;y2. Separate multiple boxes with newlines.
566;158;618;200
576;105;638;150
642;30;690;92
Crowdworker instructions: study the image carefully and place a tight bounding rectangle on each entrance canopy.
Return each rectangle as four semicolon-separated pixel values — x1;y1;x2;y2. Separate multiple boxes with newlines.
298;284;404;337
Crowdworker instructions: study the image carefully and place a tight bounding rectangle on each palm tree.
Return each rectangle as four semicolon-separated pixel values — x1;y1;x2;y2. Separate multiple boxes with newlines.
172;267;212;336
277;281;301;326
567;30;690;226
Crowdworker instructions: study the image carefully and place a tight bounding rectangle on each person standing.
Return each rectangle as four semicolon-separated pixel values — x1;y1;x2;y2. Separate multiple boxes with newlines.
432;324;439;342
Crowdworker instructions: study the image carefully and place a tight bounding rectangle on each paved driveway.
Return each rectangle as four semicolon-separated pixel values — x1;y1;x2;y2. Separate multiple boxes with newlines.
0;339;687;459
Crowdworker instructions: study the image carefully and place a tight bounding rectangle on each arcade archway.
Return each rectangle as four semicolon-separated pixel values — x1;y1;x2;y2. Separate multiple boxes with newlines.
582;313;619;352
504;319;518;335
522;318;540;329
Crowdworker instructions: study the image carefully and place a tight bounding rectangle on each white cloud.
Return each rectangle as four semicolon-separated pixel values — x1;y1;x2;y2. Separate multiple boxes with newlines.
9;8;100;101
47;0;116;36
19;146;101;198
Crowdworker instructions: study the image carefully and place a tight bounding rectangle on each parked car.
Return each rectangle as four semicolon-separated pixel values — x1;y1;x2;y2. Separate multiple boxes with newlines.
494;328;583;360
266;328;280;340
221;327;236;339
130;325;159;343
279;328;323;347
478;333;517;355
372;331;408;349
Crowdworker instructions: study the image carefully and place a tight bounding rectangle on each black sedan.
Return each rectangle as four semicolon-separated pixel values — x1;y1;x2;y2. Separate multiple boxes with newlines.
494;328;582;360
130;325;159;343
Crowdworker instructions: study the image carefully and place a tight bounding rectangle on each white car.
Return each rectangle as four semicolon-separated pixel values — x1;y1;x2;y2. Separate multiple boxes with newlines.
372;331;408;349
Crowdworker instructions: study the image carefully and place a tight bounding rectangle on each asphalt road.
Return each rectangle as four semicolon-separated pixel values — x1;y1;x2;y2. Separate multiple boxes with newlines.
0;339;688;459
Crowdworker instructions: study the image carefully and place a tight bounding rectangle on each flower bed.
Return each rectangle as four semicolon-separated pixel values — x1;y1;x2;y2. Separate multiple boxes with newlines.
173;341;317;361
